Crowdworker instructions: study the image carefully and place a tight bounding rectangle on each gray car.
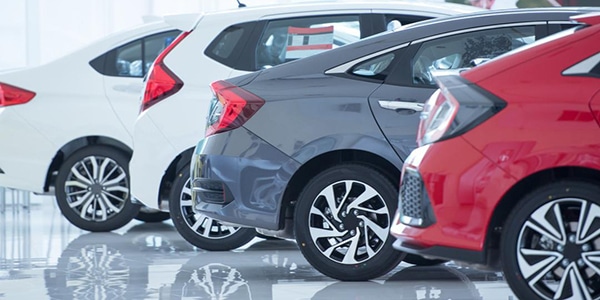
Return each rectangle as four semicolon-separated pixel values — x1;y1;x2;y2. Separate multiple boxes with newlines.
188;8;599;281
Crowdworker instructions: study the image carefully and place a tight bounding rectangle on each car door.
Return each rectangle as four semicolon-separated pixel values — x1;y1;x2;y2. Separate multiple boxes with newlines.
100;30;181;138
369;24;545;160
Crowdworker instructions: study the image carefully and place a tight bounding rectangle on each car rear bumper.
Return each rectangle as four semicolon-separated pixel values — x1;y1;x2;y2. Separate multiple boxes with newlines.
390;137;516;264
130;112;179;210
0;107;55;193
190;126;301;230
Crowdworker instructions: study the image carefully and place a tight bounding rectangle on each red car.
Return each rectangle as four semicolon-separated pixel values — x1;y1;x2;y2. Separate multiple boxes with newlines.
390;12;600;300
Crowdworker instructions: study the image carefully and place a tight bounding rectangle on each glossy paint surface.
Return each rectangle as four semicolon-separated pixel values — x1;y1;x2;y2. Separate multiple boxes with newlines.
392;20;600;255
192;8;600;233
0;20;178;194
391;136;517;251
0;191;518;299
130;1;481;211
192;128;300;230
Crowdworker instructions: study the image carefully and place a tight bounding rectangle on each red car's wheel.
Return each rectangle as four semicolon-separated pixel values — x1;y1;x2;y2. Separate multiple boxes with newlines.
501;181;600;300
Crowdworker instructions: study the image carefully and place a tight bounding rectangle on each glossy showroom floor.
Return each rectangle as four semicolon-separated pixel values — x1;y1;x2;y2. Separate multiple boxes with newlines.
0;190;519;300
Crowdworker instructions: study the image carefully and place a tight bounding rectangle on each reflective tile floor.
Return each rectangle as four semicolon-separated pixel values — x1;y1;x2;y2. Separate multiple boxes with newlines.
0;191;518;300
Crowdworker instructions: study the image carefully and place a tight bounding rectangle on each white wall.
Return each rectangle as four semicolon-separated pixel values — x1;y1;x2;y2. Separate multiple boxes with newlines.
0;0;284;70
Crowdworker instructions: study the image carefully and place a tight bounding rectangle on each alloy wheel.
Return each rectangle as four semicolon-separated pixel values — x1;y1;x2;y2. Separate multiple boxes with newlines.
64;155;129;222
516;198;600;299
178;178;243;240
307;180;390;264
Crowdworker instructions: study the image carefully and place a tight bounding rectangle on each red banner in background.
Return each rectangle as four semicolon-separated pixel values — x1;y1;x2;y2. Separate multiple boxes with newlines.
285;26;334;60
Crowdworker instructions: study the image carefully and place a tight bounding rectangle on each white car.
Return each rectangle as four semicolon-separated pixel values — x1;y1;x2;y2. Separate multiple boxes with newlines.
130;1;482;250
0;14;197;231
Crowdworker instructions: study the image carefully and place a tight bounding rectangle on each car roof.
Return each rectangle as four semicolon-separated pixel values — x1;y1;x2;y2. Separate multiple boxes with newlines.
403;6;600;30
250;6;599;82
356;7;600;51
199;0;483;22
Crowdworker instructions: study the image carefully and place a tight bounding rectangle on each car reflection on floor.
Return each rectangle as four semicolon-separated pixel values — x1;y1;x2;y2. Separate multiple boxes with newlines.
1;192;517;299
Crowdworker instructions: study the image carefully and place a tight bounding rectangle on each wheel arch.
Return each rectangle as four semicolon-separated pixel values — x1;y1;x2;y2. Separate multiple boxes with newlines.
45;136;132;192
157;147;195;210
485;166;600;267
279;149;401;230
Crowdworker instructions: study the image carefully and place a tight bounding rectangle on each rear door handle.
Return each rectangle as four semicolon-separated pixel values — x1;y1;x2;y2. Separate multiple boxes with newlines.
378;100;424;113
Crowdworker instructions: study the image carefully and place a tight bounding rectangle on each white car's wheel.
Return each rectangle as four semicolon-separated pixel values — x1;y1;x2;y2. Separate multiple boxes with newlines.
501;181;600;300
169;164;256;251
294;163;405;281
55;146;139;232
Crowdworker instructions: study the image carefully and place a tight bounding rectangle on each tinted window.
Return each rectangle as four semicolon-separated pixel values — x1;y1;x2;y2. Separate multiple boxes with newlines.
384;14;431;29
209;26;245;59
592;61;600;77
257;15;360;69
89;30;180;77
116;40;142;76
204;22;257;72
411;26;536;85
351;53;395;80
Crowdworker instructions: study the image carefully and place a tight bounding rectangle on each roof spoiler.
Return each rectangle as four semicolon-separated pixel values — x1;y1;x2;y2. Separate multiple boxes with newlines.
571;12;600;26
163;13;203;32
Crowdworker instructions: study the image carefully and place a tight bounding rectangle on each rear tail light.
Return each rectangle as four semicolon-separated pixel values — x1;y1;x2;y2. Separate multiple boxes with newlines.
417;73;505;146
0;82;36;107
140;31;191;112
206;80;264;137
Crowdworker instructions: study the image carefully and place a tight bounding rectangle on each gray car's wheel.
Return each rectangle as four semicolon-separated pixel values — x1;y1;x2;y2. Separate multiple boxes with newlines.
501;180;600;300
169;164;256;251
135;207;170;223
55;146;139;232
295;163;405;281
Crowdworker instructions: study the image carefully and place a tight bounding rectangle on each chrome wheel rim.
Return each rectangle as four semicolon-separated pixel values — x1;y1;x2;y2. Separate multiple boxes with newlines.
64;155;129;222
308;180;390;264
517;198;600;299
178;178;241;239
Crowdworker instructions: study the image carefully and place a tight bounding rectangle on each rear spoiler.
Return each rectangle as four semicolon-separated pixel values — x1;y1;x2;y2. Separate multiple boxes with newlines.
142;13;203;32
163;13;203;32
571;12;600;25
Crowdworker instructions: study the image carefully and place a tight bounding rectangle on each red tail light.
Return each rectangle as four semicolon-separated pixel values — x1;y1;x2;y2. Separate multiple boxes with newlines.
417;73;506;146
206;80;264;137
0;82;36;107
140;31;191;112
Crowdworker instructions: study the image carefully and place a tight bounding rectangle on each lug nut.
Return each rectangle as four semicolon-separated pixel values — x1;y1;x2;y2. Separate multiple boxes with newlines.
568;234;576;243
353;210;358;216
561;259;570;268
577;259;585;267
582;244;591;252
350;230;356;236
341;211;347;217
339;224;345;230
359;221;364;227
557;244;564;252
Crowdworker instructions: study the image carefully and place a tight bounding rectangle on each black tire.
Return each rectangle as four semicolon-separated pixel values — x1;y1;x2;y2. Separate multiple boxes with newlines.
168;164;256;251
294;163;405;281
135;206;170;223
501;180;600;300
55;146;139;232
403;254;448;266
